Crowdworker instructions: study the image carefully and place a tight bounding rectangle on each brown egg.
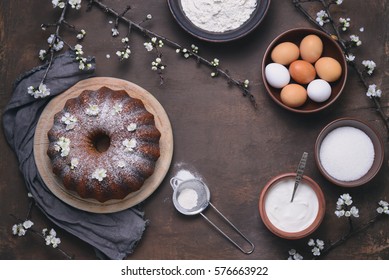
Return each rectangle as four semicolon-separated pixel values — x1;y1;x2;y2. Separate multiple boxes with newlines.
300;34;323;63
280;84;308;108
289;60;316;84
271;42;300;65
315;57;342;82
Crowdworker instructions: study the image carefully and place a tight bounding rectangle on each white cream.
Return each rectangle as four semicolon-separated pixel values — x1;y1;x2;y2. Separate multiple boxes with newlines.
264;178;319;233
180;0;257;33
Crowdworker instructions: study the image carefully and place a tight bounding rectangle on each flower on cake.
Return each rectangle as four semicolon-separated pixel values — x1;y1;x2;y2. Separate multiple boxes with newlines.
85;104;100;116
92;168;107;181
55;137;70;157
127;123;137;132
112;103;123;115
70;158;79;170
123;138;137;152
118;160;126;168
61;112;78;130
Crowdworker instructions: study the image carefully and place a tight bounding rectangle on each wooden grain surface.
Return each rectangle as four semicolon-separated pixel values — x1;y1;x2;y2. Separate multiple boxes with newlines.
1;0;389;260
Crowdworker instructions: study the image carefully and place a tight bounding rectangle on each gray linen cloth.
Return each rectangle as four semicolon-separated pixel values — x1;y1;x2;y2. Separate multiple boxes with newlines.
2;51;147;259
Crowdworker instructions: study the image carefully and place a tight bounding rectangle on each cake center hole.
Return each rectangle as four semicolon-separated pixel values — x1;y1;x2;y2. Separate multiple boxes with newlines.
92;133;111;153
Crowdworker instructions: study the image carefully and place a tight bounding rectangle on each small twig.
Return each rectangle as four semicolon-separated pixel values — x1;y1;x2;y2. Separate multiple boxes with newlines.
314;214;383;259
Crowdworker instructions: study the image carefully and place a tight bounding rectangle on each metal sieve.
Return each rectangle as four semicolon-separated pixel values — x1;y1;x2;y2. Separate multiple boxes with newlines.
170;177;255;254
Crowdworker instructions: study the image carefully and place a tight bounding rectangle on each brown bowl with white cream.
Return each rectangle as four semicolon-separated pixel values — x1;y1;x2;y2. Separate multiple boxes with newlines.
259;173;326;240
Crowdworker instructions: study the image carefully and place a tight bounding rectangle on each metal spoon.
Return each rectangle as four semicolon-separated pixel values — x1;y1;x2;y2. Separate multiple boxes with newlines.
290;152;308;202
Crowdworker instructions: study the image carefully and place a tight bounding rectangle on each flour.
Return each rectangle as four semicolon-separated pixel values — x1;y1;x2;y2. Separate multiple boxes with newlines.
177;188;199;210
180;0;257;33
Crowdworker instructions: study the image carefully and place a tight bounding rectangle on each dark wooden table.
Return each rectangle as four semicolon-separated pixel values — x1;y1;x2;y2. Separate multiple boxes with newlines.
1;0;388;260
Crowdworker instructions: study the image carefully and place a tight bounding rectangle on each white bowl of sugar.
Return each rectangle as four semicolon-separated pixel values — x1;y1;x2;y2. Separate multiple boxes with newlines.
315;118;384;187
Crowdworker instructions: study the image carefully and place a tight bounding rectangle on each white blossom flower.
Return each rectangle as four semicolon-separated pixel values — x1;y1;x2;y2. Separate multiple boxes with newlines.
335;193;360;219
243;79;250;88
335;209;345;217
359;27;365;32
341;193;353;206
70;158;79;170
12;224;26;236
146;14;152;20
76;29;86;40
118;160;126;168
336;0;343;4
106;54;111;59
316;10;329;26
349;206;359;218
362;60;376;75
366;84;382;98
211;58;220;67
27;83;51;99
127;123;137;132
144;42;153;52
121;37;129;44
151;57;165;71
111;28;119;37
68;0;81;10
112;103;123;115
23;220;34;229
308;238;325;256
85;104;100;116
377;200;389;215
92;168;107;181
61;112;78;130
39;49;47;60
116;47;131;60
350;34;362;46
191;44;199;53
339;17;350;31
12;220;34;237
288;249;303;260
55;137;70;157
52;0;65;9
345;53;355;62
123;138;137;152
43;228;61;248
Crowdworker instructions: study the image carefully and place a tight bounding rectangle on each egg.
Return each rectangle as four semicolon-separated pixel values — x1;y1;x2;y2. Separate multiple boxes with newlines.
289;60;316;84
307;79;332;102
315;57;342;82
265;63;290;88
300;35;323;63
280;84;308;108
271;42;300;65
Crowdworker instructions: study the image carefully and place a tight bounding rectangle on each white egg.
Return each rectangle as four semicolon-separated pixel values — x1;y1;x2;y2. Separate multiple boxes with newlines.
307;79;332;102
265;63;290;88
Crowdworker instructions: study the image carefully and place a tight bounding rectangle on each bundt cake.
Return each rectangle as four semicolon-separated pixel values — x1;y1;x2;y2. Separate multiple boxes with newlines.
47;86;161;202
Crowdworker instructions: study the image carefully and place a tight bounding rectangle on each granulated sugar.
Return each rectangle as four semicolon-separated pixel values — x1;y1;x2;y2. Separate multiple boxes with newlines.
319;126;375;181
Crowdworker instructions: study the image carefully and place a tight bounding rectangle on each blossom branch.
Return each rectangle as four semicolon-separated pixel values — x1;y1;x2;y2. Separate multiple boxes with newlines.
292;0;389;135
87;0;257;108
315;213;383;259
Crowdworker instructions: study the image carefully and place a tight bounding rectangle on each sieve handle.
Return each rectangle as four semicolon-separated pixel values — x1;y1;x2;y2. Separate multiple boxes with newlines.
200;202;255;255
170;177;183;190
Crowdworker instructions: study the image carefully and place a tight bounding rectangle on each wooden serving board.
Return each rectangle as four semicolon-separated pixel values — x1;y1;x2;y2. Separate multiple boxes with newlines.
34;77;174;213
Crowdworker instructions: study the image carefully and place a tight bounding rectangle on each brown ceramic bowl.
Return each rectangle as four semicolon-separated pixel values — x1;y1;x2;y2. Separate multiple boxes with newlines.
315;118;384;187
262;28;347;113
259;173;326;240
